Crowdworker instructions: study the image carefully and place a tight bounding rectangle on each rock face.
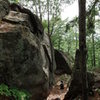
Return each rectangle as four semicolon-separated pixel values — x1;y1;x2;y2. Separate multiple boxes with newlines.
0;0;9;19
0;10;56;100
94;72;100;89
9;3;44;40
54;49;73;75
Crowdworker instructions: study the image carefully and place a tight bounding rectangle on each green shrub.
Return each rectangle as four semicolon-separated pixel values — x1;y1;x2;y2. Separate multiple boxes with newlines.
0;84;30;100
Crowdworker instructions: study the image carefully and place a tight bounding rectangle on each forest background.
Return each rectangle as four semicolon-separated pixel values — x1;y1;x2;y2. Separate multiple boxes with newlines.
10;0;100;70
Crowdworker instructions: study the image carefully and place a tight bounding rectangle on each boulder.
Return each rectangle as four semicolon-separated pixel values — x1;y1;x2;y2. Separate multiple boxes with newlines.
0;10;55;100
54;49;73;75
9;3;44;40
0;0;9;19
93;72;100;89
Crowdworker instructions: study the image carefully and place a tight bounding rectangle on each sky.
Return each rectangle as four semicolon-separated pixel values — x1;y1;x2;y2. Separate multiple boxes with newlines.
61;0;79;20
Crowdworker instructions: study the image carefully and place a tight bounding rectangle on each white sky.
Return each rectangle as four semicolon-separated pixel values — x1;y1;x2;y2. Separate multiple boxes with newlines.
61;0;79;20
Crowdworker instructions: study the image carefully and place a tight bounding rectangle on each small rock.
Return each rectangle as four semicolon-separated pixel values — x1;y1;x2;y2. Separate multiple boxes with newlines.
54;98;61;100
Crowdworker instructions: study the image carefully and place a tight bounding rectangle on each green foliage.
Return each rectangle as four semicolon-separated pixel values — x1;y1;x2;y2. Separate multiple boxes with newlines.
9;0;19;3
0;84;11;96
51;10;100;70
0;84;30;100
51;17;79;58
86;29;100;69
42;20;48;29
42;20;48;32
86;0;99;36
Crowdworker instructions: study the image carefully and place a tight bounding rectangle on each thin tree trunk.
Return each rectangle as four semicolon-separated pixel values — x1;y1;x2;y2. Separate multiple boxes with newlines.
90;48;94;67
78;0;88;100
47;0;50;34
38;0;42;22
50;14;55;35
87;0;99;16
92;33;96;67
75;32;78;50
92;6;96;67
34;0;38;16
51;22;54;35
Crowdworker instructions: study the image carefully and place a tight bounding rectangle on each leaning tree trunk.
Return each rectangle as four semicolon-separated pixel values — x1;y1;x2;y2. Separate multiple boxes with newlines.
78;0;88;100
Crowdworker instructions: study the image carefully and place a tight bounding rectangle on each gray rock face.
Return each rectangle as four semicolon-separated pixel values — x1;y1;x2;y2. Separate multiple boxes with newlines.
0;0;9;19
54;49;73;75
0;11;55;100
9;3;44;40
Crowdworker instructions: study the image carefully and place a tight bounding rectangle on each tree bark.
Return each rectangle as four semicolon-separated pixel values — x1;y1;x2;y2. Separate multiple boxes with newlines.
75;31;78;50
38;0;42;22
50;14;55;35
47;0;50;34
78;0;88;100
92;6;96;67
92;33;96;67
34;0;38;16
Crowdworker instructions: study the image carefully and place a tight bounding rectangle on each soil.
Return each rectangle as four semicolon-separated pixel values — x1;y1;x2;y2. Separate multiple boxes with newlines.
47;74;100;100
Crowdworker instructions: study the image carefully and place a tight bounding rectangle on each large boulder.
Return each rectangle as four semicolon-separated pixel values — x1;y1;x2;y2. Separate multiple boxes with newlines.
0;10;56;100
0;0;9;19
54;49;73;75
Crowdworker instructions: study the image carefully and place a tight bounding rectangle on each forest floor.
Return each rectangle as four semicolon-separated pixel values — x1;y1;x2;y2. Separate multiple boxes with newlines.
47;74;68;100
47;74;100;100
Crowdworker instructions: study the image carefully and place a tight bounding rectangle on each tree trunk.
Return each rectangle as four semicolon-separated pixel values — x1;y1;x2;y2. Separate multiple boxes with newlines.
50;14;55;35
38;0;42;22
34;0;38;16
64;1;88;99
47;0;50;34
78;0;88;100
92;33;96;67
75;31;78;50
92;6;96;67
90;48;94;67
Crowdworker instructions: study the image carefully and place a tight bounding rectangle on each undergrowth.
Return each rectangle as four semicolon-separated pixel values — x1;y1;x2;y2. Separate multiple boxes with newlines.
0;84;30;100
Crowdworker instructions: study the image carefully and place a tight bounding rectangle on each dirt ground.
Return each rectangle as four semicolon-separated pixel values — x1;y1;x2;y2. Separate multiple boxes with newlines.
47;74;100;100
47;81;67;100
